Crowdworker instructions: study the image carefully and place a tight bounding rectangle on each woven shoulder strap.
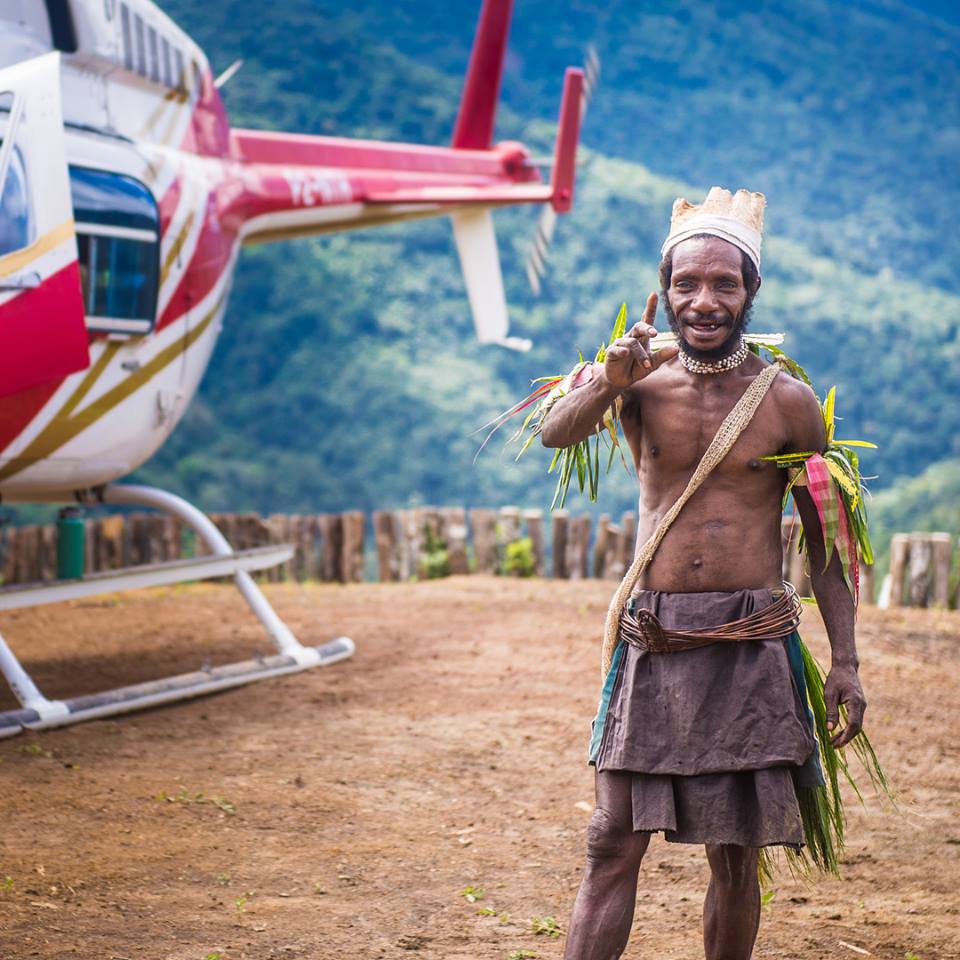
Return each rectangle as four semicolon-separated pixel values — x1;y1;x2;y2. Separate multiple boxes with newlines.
600;360;783;677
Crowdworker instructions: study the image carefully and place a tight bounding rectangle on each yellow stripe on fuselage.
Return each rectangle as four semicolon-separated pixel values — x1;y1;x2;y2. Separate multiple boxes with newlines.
160;205;197;288
0;220;75;278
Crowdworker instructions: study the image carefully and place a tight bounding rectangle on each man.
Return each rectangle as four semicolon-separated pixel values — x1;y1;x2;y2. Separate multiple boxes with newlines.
540;188;867;960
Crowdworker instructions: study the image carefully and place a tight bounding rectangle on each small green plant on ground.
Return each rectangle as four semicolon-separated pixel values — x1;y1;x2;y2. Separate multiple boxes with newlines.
461;884;485;903
0;876;13;894
905;953;922;960
18;743;53;759
234;891;255;914
509;951;537;960
156;786;236;815
531;916;562;937
203;953;223;960
502;537;536;577
760;889;776;910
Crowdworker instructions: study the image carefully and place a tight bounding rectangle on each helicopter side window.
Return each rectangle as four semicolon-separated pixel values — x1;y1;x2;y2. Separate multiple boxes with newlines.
70;166;159;335
0;144;33;258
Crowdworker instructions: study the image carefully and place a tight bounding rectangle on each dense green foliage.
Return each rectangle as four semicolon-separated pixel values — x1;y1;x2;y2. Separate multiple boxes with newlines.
136;0;959;530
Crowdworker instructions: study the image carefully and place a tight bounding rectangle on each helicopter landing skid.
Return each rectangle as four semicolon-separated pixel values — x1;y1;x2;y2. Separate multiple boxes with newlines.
0;483;355;738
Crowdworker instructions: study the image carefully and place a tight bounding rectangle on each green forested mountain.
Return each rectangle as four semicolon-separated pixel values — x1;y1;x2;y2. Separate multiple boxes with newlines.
136;0;959;537
170;0;960;293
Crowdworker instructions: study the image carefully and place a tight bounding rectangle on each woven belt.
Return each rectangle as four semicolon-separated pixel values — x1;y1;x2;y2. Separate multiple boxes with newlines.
619;582;803;654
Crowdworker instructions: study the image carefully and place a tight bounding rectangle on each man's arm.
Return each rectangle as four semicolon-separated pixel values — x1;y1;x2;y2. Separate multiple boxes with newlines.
540;292;678;449
784;381;867;748
539;366;623;449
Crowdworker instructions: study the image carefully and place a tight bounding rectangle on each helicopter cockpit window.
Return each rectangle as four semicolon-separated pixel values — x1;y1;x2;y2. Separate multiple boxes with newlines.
0;144;32;258
0;88;34;259
70;166;159;335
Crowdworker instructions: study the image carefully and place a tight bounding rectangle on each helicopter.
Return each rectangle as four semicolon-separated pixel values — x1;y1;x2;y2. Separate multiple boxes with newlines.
0;0;585;736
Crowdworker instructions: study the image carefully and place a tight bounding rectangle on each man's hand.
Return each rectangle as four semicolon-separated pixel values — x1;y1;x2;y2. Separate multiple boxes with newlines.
603;292;679;390
824;664;867;748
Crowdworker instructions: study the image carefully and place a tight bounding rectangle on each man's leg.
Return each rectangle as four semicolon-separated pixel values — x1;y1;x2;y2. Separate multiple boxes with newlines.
702;844;760;960
564;770;650;960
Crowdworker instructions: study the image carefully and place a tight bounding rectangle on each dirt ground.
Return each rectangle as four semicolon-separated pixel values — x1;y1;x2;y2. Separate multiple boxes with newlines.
0;576;957;960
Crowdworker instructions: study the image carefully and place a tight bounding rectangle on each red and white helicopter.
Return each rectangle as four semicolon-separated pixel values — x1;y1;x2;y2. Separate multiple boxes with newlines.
0;0;588;736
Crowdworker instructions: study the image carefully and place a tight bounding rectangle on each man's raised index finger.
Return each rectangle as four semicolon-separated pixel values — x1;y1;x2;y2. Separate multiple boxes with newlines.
641;291;658;326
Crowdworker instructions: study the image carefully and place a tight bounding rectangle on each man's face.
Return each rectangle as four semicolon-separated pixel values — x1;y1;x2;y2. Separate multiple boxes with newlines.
664;236;753;358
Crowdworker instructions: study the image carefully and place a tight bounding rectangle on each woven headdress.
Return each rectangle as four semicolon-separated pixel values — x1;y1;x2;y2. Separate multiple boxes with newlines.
661;187;766;270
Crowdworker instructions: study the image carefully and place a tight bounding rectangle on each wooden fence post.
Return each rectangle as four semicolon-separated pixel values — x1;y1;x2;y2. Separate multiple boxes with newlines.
39;524;57;580
128;513;150;565
373;510;399;582
469;508;498;575
318;513;344;582
0;526;16;585
265;514;291;581
592;514;611;579
442;507;470;576
522;509;545;576
393;510;414;581
907;533;933;607
567;515;591;580
97;516;125;571
299;515;320;581
341;510;365;583
16;526;40;583
552;510;569;579
605;523;626;580
498;506;523;576
498;506;521;546
931;533;953;609
859;564;875;605
888;533;909;607
162;516;182;561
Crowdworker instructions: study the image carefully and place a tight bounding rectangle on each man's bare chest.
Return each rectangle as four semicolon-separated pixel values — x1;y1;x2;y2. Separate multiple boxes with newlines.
623;375;790;483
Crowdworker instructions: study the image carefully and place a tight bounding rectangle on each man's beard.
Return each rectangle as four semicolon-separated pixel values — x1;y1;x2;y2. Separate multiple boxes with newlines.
662;298;754;361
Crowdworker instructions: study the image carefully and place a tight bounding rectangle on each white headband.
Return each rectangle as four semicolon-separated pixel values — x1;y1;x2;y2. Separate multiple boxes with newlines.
661;214;762;270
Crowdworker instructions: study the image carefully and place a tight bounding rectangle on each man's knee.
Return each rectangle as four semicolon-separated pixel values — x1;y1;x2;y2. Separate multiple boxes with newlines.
585;807;648;866
705;844;759;889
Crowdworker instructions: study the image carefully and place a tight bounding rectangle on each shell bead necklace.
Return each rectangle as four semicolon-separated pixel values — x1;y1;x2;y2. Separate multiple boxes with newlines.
678;339;749;375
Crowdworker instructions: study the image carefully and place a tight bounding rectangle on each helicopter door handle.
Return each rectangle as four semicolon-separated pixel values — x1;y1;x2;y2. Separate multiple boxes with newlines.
0;271;41;291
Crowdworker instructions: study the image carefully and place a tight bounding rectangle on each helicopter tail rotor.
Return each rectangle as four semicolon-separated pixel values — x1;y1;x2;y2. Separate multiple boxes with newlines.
525;45;600;296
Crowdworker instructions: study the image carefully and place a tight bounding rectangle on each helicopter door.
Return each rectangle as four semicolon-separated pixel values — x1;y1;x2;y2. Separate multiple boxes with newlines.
0;52;88;400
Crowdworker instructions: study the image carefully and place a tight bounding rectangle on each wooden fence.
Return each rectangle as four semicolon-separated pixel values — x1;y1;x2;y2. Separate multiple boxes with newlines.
882;532;955;609
0;510;955;609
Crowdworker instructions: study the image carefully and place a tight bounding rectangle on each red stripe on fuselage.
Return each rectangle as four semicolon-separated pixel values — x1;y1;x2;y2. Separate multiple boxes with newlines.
0;261;89;399
156;191;233;332
0;378;62;457
0;261;89;451
158;173;183;239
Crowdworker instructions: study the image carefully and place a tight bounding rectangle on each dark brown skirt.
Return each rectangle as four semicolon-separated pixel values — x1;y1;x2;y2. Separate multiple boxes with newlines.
592;587;815;848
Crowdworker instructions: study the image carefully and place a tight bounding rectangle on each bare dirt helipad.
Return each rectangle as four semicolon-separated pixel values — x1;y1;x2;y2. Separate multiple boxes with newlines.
0;577;957;960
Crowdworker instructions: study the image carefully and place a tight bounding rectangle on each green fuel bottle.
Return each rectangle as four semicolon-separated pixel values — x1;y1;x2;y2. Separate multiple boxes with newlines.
56;506;85;580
